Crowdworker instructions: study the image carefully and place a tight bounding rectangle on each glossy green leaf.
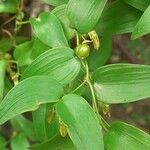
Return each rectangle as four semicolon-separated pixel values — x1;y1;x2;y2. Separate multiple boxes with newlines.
132;5;150;39
31;38;50;59
104;121;150;150
42;0;69;6
30;12;68;47
52;4;75;40
122;0;150;11
22;47;81;86
31;135;76;150
11;133;29;150
92;64;150;104
32;104;59;141
11;115;36;139
0;76;64;125
88;35;112;71
96;1;142;35
0;0;19;13
67;0;107;33
0;60;6;101
56;94;104;150
14;40;34;66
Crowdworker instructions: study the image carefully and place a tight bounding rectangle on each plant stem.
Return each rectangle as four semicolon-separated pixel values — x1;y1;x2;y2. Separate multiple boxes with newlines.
71;81;85;93
1;15;16;28
83;60;109;131
19;0;24;11
84;60;97;109
1;29;13;39
100;116;110;129
87;81;99;113
16;20;30;25
76;31;80;45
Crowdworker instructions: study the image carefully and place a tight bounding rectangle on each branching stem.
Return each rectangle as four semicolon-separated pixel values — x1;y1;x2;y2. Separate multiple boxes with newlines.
82;60;109;131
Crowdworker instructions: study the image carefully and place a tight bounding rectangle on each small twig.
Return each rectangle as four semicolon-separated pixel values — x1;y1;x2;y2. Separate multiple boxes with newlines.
1;29;13;39
1;15;16;28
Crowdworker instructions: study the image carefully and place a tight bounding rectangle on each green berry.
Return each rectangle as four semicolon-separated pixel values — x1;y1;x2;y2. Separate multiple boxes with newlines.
75;44;90;59
17;12;25;21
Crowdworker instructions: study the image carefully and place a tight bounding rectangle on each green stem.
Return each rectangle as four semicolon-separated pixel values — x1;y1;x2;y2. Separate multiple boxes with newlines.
16;20;30;25
84;60;97;109
87;80;108;131
87;81;99;114
100;116;110;129
76;31;80;45
83;60;109;131
71;81;85;93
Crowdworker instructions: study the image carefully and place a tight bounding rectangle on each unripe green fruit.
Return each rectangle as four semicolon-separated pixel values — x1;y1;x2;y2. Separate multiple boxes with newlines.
75;44;90;59
17;12;25;21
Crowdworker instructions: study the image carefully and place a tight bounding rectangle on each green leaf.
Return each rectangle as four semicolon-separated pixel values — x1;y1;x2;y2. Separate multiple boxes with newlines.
14;38;50;64
0;38;14;52
14;40;34;66
31;38;50;59
30;135;76;150
67;0;107;33
52;4;75;40
92;64;150;104
0;60;6;101
22;47;81;86
132;5;150;39
11;133;29;150
15;36;30;45
32;104;59;141
42;0;69;6
0;0;19;13
96;1;142;35
11;115;36;139
30;12;68;47
88;35;112;71
0;36;29;52
0;76;63;125
0;136;6;150
3;77;13;96
122;0;150;11
56;94;104;150
104;121;150;150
